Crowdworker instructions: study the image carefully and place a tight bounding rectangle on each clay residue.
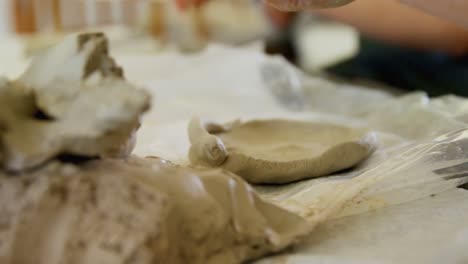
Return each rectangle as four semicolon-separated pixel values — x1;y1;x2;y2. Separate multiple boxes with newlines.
0;33;150;171
0;157;310;264
189;118;376;184
0;33;311;264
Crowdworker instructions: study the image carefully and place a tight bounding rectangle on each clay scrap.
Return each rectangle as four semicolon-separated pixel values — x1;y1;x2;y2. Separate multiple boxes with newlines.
0;157;310;264
0;33;150;171
0;33;310;264
189;118;376;184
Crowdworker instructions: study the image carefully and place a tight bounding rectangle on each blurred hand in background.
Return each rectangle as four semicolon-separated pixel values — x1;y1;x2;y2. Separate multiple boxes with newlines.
175;0;205;10
177;0;468;55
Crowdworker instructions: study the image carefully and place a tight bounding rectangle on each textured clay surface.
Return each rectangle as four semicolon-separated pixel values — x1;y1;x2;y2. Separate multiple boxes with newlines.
189;118;376;184
0;157;310;264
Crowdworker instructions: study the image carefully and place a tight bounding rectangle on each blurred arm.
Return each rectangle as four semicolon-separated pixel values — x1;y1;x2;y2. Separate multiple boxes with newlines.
400;0;468;30
316;0;468;55
175;0;204;10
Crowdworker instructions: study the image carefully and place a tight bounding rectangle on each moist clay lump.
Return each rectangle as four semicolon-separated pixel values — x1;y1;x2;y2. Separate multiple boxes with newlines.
189;118;376;184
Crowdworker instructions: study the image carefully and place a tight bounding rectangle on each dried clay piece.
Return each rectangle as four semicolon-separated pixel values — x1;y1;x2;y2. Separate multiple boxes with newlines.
0;157;310;264
0;33;150;171
189;118;377;184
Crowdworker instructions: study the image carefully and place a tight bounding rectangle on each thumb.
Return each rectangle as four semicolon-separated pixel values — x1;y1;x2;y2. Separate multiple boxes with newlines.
264;0;354;11
264;4;296;28
175;0;205;10
175;0;189;10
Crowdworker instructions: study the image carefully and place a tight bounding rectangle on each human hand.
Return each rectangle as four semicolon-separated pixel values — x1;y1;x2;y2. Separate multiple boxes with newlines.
264;0;355;11
175;0;347;29
176;0;355;11
175;0;206;10
175;0;296;28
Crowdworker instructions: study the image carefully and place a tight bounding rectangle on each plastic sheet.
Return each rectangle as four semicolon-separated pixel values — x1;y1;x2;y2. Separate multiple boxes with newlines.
1;36;467;264
256;189;468;264
259;128;468;220
118;44;468;263
252;55;468;237
120;43;468;212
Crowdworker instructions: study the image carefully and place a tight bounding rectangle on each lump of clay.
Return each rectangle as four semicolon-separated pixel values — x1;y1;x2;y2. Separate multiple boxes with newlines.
0;33;150;171
0;157;309;264
189;118;376;184
19;32;123;90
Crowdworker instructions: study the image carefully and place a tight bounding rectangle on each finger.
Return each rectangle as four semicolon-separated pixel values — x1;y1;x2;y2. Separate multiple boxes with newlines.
264;0;355;11
193;0;205;6
176;0;205;11
264;4;295;28
175;0;188;10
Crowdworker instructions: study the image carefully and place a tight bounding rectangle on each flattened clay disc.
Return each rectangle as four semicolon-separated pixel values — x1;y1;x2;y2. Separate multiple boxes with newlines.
189;119;376;184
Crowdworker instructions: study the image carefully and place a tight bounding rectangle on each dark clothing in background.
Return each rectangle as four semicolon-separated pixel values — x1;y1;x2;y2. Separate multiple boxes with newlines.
327;36;468;97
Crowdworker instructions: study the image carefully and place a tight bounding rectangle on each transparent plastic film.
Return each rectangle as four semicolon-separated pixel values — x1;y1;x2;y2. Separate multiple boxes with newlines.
261;128;468;223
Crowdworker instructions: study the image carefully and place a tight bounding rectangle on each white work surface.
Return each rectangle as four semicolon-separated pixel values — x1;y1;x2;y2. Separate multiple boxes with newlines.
1;41;467;264
119;44;468;264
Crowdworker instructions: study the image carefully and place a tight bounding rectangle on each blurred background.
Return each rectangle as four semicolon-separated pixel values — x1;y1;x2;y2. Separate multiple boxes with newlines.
2;0;468;96
1;0;360;77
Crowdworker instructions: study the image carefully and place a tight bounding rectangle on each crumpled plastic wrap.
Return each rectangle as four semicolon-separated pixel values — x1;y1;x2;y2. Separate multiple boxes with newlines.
256;189;468;264
2;41;467;263
116;44;468;264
